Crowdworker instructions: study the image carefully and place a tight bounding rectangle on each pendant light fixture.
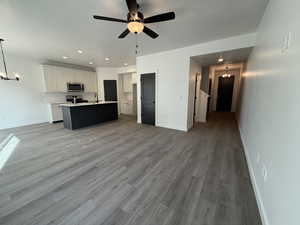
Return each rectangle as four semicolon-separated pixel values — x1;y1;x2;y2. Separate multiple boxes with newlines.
222;66;231;78
0;39;20;81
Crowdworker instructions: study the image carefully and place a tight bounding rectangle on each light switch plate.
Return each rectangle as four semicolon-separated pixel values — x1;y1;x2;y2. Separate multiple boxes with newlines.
282;35;287;54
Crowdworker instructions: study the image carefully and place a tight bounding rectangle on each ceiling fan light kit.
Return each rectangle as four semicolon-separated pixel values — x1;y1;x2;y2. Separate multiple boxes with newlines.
128;21;144;33
93;0;175;39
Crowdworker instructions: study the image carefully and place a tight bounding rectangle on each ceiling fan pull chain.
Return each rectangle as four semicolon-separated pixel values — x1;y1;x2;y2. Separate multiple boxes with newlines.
135;34;139;55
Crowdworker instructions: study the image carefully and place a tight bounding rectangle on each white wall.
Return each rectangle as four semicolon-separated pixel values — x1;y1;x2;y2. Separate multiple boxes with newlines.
0;55;48;129
137;33;256;131
237;1;300;225
137;53;190;131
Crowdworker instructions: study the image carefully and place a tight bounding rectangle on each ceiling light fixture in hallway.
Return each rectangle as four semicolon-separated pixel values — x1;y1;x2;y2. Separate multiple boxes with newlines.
222;66;232;78
218;55;224;63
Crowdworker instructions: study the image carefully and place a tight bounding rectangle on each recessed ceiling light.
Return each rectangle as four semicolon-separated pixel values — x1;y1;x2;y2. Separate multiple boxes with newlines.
77;50;83;54
105;57;110;61
89;62;93;65
62;56;69;59
218;56;224;63
124;63;128;66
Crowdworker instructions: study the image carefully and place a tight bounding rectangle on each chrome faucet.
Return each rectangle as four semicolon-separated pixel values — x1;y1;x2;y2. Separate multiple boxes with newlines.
73;96;77;104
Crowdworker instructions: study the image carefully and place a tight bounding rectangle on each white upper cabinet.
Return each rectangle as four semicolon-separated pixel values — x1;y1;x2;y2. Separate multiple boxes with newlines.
43;72;56;92
56;68;68;92
43;65;59;92
73;70;84;83
123;74;132;93
62;68;74;91
43;65;97;93
85;71;98;92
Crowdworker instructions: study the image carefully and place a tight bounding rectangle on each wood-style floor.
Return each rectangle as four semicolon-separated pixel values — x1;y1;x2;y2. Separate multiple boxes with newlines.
0;113;262;225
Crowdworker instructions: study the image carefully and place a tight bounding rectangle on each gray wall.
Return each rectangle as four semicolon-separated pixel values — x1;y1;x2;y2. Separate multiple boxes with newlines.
237;0;300;225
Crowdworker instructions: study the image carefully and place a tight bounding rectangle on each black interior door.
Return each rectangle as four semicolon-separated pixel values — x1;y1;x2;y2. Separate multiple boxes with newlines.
217;76;235;112
141;73;155;125
104;80;117;101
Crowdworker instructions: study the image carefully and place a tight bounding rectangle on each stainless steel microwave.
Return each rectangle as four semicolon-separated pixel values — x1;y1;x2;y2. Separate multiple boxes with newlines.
67;83;84;92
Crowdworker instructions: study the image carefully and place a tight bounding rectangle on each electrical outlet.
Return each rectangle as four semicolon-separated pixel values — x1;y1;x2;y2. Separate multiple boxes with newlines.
262;165;268;182
281;32;292;54
287;32;292;49
282;36;287;54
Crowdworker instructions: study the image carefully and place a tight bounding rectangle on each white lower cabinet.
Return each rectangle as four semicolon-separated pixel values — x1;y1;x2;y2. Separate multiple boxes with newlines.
48;104;63;123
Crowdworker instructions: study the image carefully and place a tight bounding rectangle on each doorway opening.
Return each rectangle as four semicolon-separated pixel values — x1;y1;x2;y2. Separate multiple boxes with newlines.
104;80;117;101
118;72;138;120
190;47;253;123
141;73;155;125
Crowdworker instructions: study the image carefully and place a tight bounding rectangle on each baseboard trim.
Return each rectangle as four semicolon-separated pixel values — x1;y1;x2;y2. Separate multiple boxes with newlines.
0;120;49;130
52;120;63;124
238;125;270;225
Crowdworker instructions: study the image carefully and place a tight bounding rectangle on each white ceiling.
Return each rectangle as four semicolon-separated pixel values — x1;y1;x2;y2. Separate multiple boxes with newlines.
0;0;268;67
192;47;253;66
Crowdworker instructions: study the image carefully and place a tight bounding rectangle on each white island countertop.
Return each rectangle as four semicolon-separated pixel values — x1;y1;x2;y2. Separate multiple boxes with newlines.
60;101;118;107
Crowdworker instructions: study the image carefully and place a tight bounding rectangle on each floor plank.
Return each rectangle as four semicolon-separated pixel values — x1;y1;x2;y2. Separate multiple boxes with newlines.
0;114;262;225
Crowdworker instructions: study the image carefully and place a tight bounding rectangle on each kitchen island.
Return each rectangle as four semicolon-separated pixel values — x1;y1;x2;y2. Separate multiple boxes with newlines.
60;101;118;130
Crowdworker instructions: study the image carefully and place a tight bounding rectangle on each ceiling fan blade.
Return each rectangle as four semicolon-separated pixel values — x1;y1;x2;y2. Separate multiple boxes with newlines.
126;0;138;14
144;12;175;24
143;26;159;39
93;15;127;23
118;29;130;38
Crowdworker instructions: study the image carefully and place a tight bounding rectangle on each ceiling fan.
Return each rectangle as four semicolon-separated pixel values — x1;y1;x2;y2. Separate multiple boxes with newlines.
93;0;175;39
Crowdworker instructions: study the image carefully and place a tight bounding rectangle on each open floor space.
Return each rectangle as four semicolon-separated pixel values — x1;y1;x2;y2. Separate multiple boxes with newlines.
1;1;299;224
0;114;260;225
